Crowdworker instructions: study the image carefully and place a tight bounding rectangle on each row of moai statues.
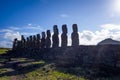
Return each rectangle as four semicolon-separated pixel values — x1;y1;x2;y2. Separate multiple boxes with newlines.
12;24;79;50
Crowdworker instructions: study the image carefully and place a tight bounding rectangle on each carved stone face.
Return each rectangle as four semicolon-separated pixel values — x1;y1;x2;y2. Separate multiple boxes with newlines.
72;24;78;32
21;35;25;40
27;37;29;41
42;32;45;38
33;35;37;40
30;36;32;41
14;38;17;42
62;24;67;34
47;30;51;37
53;25;58;34
37;34;40;40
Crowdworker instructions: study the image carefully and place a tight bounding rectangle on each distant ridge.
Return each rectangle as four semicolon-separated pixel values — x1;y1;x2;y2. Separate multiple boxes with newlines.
98;38;120;45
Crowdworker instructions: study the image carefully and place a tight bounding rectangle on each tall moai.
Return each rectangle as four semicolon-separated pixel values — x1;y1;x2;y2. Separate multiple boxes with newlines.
71;24;79;47
13;38;18;50
46;30;51;48
33;35;37;48
52;25;59;48
29;36;33;48
36;34;41;48
21;35;26;48
41;32;46;48
26;37;30;48
61;24;68;47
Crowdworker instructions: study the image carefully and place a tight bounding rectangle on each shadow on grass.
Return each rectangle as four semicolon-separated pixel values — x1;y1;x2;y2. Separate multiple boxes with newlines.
54;65;120;80
0;50;46;77
0;60;46;77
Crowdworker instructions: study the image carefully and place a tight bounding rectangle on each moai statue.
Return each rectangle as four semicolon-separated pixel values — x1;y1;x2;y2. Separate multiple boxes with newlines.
41;32;46;48
16;40;22;49
33;35;37;48
71;24;79;47
26;37;30;48
13;38;18;50
21;35;26;48
36;34;41;48
29;36;33;48
46;30;51;48
52;25;59;48
61;24;68;47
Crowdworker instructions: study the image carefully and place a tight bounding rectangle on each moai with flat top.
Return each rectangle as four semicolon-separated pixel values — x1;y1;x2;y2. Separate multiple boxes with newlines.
33;35;37;48
21;35;26;48
52;25;59;48
36;34;41;48
29;36;33;48
61;24;68;47
46;30;51;48
41;32;46;48
26;37;30;48
13;38;18;50
71;24;79;47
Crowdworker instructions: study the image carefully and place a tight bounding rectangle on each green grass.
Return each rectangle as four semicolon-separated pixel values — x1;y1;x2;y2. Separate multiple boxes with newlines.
0;48;10;62
0;57;86;80
17;63;86;80
0;48;11;54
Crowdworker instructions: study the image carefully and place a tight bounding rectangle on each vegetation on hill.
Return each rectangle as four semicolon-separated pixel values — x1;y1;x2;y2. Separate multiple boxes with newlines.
0;48;11;54
0;48;120;80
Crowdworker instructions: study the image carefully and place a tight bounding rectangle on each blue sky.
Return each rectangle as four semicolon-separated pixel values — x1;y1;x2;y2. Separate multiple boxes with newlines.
0;0;120;47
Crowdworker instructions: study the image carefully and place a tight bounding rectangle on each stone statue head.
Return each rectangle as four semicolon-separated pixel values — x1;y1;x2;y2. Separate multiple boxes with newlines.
42;32;45;38
62;24;67;34
37;34;40;40
27;37;29;41
46;30;51;37
14;38;17;42
72;24;78;32
33;35;37;41
30;36;32;41
21;35;25;40
53;25;58;34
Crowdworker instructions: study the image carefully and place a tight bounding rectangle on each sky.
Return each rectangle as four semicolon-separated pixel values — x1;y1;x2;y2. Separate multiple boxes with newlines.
0;0;120;48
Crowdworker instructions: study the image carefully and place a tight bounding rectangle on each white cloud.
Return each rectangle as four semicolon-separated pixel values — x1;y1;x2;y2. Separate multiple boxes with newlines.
26;26;43;30
3;24;44;31
101;24;120;30
22;24;45;31
81;30;94;41
68;36;72;46
0;24;45;48
0;28;21;48
4;31;21;41
9;26;20;30
0;29;13;33
28;23;32;26
79;24;120;45
60;14;69;18
21;32;38;36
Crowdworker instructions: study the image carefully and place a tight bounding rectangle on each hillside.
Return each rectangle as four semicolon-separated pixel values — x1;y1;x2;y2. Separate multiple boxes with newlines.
0;45;120;80
98;38;120;45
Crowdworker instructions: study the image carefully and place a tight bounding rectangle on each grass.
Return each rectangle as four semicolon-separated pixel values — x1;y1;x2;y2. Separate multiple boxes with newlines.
0;48;11;54
0;63;85;80
0;57;86;80
18;63;86;80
